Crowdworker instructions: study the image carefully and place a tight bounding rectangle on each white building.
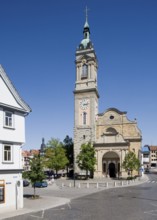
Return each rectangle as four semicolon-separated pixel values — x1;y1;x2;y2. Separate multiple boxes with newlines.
0;65;31;211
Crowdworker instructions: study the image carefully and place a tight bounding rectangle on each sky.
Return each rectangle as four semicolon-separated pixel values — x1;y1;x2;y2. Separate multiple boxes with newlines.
0;0;157;150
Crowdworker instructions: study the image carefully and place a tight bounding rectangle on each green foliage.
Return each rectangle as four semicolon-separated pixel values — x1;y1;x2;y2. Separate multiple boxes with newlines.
27;155;45;183
122;151;141;177
44;138;68;174
26;154;45;197
47;138;63;148
76;142;96;178
63;135;74;168
127;176;136;180
22;171;29;179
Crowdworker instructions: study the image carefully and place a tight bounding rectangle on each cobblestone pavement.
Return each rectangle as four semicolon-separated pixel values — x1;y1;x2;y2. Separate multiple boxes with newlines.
0;175;148;220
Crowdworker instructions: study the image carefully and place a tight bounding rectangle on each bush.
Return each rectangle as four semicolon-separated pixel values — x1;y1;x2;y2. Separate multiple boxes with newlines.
127;176;136;180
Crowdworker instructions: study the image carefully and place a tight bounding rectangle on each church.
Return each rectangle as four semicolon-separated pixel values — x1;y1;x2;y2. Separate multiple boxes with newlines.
73;14;142;178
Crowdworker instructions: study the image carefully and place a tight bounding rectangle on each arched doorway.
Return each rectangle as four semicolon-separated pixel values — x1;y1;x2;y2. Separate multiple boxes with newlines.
102;151;120;178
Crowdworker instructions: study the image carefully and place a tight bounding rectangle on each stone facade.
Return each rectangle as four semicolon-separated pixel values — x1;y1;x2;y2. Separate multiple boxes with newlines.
73;17;142;178
94;108;142;177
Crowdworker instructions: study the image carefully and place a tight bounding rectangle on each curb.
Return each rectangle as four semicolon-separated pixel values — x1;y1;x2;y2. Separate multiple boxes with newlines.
0;176;148;220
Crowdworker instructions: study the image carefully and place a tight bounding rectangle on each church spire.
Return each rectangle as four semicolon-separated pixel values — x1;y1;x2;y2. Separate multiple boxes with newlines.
40;137;46;152
78;6;93;50
83;6;90;39
84;6;89;28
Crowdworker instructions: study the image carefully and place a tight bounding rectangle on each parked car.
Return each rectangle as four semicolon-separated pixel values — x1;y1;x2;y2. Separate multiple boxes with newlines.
23;180;30;187
144;168;149;173
32;181;48;188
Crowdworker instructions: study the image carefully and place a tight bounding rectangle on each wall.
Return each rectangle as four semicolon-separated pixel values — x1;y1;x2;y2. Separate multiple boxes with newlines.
0;108;25;143
0;173;23;211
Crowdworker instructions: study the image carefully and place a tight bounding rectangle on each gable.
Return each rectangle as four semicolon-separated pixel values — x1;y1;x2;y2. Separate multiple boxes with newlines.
97;109;124;125
0;76;22;109
96;107;142;139
97;108;133;125
0;65;31;113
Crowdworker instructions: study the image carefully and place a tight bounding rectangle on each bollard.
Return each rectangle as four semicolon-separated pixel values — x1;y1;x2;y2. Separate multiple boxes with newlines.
114;181;116;187
69;182;72;188
62;183;64;188
78;182;81;188
87;182;89;188
96;182;99;189
121;181;123;186
106;182;108;187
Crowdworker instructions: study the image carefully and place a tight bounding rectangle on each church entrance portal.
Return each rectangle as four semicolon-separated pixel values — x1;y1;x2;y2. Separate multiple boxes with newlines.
102;151;120;178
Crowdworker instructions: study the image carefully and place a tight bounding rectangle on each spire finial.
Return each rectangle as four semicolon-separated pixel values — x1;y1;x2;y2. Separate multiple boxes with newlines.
85;6;89;22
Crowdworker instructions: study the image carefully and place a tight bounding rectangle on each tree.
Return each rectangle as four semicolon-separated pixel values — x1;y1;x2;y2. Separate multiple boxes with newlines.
76;142;96;179
63;135;74;174
25;154;45;198
47;138;63;148
122;151;141;177
44;138;68;175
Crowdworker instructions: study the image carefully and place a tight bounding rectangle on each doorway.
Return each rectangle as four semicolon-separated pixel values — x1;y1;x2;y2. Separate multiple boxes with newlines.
109;162;116;178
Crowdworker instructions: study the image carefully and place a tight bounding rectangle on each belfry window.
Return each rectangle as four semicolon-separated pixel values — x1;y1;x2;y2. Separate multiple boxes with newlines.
81;64;88;79
83;112;87;125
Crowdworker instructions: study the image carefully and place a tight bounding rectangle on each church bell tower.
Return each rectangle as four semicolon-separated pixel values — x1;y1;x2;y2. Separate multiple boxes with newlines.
73;10;99;173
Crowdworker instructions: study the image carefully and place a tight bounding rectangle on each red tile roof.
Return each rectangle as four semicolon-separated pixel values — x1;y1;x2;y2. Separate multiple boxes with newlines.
150;146;157;151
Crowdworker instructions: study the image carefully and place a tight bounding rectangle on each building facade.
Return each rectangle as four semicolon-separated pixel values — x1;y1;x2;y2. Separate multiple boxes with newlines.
0;65;31;210
74;16;142;178
149;146;157;167
22;149;39;171
141;145;150;167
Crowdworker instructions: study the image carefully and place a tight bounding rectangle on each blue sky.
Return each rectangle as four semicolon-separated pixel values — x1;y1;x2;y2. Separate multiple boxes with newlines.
0;0;157;149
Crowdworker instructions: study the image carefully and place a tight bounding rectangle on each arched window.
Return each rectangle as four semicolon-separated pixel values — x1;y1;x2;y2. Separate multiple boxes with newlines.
106;127;117;134
82;64;88;79
83;112;87;125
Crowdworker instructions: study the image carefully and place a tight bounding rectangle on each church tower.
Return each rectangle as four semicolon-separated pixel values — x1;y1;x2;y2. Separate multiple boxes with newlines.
73;11;99;173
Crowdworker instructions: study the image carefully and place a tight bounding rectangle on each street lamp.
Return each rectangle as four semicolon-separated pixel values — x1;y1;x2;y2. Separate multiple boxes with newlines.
73;145;76;187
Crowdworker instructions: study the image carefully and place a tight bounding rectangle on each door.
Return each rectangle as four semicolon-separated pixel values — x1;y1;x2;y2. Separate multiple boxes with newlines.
109;163;116;178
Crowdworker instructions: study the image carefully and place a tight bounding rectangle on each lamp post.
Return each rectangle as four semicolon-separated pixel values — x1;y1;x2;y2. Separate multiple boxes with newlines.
73;145;76;187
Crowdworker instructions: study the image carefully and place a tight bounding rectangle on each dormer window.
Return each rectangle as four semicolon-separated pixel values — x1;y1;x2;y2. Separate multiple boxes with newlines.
81;64;88;79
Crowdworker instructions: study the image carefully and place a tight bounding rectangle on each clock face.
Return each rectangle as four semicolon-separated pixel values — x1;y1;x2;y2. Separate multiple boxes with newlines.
80;99;89;110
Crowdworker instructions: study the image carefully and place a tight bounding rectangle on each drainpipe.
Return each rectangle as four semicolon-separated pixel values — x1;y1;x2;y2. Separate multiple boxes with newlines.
15;181;20;210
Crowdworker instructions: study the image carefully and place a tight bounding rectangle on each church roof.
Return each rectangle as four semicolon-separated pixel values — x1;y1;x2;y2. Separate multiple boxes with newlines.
98;107;127;116
141;145;150;153
149;146;157;151
106;108;127;114
0;65;31;113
